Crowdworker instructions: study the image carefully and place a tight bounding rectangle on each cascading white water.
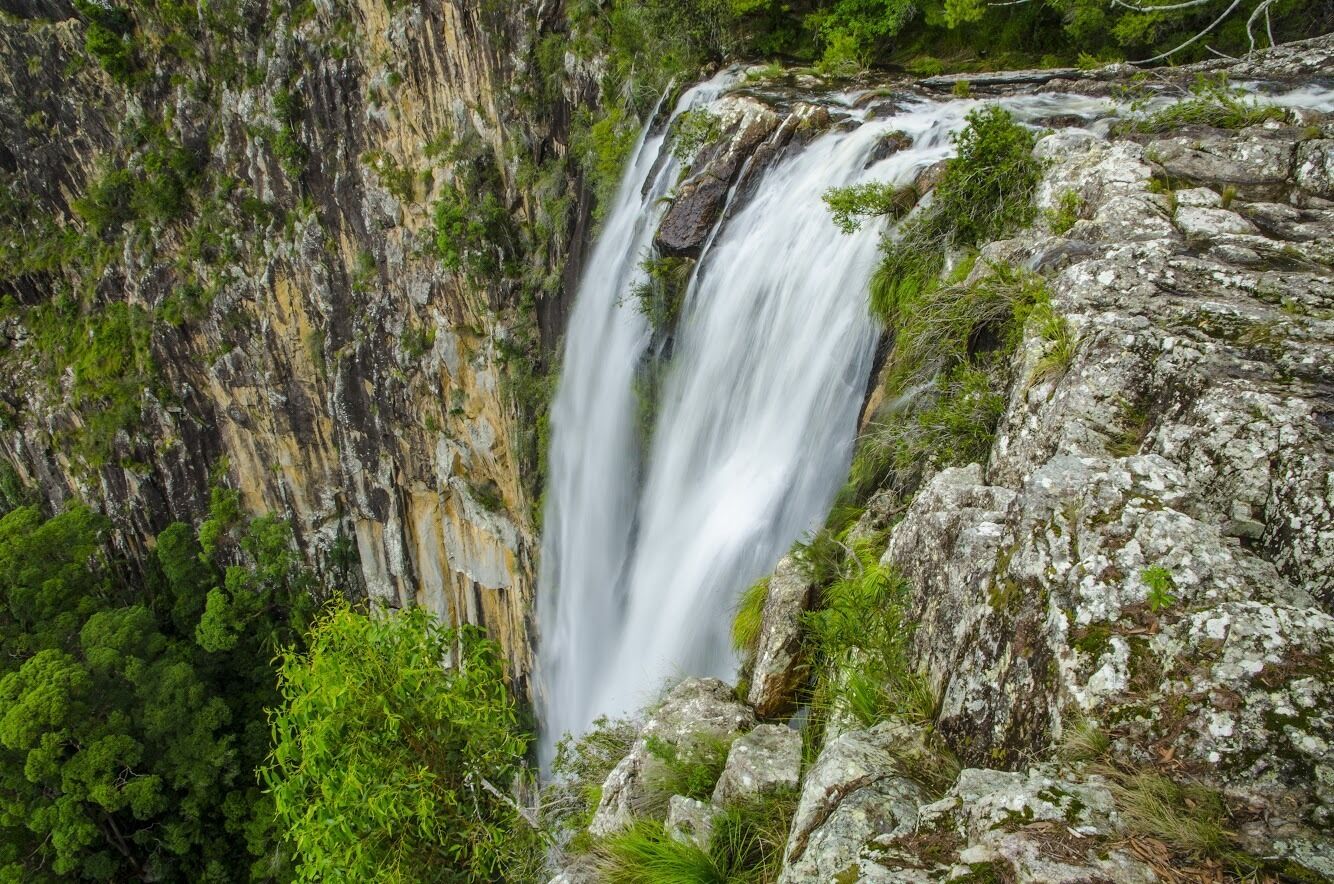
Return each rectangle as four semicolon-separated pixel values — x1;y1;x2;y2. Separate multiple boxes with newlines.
536;72;740;758
537;77;1227;758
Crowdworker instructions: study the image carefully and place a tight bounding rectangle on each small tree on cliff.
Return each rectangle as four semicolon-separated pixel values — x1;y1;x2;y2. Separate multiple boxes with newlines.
263;605;543;883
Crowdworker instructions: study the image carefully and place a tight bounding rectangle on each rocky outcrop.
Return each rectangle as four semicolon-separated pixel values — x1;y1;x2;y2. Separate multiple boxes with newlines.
654;94;780;257
875;85;1334;874
587;677;754;837
746;554;813;717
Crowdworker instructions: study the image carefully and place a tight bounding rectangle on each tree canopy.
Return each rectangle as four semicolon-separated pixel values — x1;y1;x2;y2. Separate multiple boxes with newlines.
263;605;544;883
0;498;313;882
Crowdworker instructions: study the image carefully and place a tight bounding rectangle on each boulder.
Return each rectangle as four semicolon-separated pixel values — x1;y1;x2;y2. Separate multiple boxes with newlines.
864;129;913;167
913;158;949;197
1174;205;1259;238
588;678;754;836
654;95;780;257
746;555;813;717
779;720;928;883
711;723;801;806
665;796;722;849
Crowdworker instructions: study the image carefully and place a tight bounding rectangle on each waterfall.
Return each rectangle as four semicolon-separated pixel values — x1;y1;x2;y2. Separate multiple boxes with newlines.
536;78;1148;759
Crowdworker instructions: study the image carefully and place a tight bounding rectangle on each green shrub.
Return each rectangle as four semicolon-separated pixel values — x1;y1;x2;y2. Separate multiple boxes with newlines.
866;105;1040;327
823;182;917;234
264;606;543;882
573;105;640;220
593;820;724;884
401;323;437;360
26;300;158;466
1140;565;1177;612
671;108;723;164
73;167;136;236
932;104;1041;248
73;0;136;83
631;255;694;336
432;148;516;279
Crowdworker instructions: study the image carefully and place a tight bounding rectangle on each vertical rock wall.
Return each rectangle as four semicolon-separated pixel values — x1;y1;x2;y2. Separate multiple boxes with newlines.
0;0;587;689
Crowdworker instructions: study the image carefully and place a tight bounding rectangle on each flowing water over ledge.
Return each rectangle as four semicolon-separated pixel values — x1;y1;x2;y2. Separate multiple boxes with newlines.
533;71;1333;762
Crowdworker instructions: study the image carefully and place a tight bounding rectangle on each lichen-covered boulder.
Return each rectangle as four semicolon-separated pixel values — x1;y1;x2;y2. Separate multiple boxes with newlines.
665;796;722;849
869;767;1157;883
779;720;927;883
711;723;801;806
588;678;754;836
746;555;813;718
1145;131;1296;201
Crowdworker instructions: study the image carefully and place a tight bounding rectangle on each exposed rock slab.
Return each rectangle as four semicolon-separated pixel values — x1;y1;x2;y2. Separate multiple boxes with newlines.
588;678;754;836
711;723;802;806
747;555;813;718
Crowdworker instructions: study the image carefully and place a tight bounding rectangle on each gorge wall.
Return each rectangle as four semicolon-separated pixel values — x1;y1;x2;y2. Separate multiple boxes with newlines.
0;0;595;688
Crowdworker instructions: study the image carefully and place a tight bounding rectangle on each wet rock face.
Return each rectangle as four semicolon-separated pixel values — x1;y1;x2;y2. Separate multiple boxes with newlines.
654;95;780;258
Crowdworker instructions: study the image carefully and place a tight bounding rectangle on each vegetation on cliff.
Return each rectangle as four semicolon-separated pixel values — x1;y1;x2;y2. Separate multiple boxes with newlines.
264;606;543;883
0;498;540;882
0;501;314;881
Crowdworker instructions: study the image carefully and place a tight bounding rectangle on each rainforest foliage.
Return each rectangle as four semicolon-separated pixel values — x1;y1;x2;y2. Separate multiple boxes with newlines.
0;498;314;881
264;606;543;883
0;501;537;882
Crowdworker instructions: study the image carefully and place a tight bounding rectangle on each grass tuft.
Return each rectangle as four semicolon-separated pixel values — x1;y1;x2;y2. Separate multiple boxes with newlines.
1114;74;1286;136
731;577;770;659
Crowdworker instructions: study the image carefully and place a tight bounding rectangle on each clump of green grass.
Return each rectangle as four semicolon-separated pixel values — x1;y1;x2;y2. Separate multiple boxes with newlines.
843;264;1051;512
592;789;798;884
1022;292;1078;386
1045;189;1084;235
708;791;799;883
593;820;725;884
1110;771;1230;858
641;732;734;814
1056;716;1111;764
803;542;935;731
1114;74;1286;136
731;577;769;660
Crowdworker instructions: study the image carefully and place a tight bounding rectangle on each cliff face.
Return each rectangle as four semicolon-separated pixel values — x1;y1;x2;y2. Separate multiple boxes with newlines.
0;0;591;687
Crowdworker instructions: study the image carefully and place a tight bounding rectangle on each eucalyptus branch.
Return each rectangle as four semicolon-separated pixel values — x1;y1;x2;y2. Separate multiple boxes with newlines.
1130;0;1247;64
